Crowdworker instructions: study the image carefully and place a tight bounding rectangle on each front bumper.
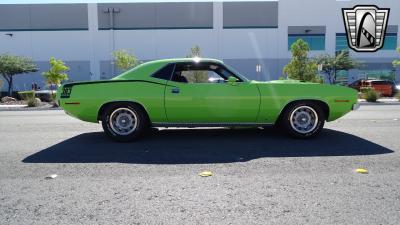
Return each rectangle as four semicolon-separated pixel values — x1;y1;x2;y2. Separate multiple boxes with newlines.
352;103;360;110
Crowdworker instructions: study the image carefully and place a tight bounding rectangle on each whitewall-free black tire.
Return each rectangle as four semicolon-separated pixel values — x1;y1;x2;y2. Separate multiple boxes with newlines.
280;102;325;138
101;103;148;142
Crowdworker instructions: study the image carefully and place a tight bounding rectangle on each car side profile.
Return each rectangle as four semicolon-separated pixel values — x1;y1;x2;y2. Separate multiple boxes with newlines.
57;58;358;141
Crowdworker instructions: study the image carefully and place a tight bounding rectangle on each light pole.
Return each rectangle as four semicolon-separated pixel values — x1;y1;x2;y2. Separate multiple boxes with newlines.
103;7;120;77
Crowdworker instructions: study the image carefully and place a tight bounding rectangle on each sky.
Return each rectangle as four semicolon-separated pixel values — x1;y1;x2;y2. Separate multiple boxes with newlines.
0;0;277;4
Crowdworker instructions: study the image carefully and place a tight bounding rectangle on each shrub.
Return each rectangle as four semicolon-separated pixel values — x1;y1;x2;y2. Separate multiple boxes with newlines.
19;90;42;107
362;88;380;102
396;92;400;101
18;91;35;100
112;49;139;71
278;76;286;80
42;57;69;90
283;39;320;82
360;87;371;94
27;98;41;107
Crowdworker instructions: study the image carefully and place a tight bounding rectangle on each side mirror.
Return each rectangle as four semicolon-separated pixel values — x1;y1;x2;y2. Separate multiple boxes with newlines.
227;76;238;85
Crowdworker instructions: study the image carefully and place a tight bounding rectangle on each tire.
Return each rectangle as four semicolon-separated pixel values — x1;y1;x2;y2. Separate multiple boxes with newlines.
101;103;149;142
280;102;325;139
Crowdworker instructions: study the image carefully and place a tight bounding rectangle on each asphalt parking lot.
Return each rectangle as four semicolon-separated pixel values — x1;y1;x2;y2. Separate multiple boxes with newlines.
1;105;400;225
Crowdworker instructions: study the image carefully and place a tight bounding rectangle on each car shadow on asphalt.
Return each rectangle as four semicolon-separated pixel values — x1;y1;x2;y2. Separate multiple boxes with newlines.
23;127;393;164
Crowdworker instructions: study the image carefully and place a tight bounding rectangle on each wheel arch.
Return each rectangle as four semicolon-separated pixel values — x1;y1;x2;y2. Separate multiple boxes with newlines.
276;99;330;123
97;100;150;122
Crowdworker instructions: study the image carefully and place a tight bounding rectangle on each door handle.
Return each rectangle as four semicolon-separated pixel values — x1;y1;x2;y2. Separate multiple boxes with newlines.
171;87;180;94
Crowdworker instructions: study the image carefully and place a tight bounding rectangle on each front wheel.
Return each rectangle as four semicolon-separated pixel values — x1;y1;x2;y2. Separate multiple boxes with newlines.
280;102;325;138
101;103;148;142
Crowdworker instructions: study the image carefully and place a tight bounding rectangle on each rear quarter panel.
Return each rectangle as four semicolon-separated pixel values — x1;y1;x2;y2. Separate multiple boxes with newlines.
256;82;357;123
59;81;167;123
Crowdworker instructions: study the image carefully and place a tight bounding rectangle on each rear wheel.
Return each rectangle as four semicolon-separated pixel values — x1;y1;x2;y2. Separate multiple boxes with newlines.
101;103;148;142
280;102;325;138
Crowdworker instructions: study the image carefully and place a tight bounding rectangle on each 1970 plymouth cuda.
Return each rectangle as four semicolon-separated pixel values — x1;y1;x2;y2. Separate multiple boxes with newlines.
57;58;358;141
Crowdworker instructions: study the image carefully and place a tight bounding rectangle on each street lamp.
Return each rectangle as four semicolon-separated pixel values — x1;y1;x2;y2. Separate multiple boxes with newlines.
103;7;120;77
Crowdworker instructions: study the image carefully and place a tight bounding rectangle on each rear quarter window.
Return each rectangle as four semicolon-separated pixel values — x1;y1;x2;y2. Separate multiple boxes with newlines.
151;63;175;81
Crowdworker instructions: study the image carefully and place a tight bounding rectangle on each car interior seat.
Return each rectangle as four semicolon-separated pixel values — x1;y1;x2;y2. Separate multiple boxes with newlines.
173;72;189;83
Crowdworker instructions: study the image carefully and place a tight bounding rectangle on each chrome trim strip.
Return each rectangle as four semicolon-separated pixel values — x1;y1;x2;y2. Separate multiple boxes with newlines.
152;122;273;127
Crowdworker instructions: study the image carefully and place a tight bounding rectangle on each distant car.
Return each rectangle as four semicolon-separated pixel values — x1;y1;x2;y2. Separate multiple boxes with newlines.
348;79;395;97
35;89;57;102
57;58;358;141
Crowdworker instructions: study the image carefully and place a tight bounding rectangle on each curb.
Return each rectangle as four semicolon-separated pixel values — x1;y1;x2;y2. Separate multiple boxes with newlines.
0;106;62;111
358;101;400;106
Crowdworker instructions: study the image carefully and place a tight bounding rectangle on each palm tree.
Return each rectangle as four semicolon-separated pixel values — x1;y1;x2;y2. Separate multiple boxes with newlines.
315;51;361;84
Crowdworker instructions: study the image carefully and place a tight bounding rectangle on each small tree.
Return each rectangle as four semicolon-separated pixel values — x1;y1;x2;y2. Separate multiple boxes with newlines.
112;49;139;72
393;47;400;67
186;45;202;58
315;51;360;84
283;39;321;82
0;54;38;96
42;57;69;92
185;45;208;83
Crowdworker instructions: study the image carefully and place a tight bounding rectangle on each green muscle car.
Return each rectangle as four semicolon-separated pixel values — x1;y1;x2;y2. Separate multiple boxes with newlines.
57;58;358;141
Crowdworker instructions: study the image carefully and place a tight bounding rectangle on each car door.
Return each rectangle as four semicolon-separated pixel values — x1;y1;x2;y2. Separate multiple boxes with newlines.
164;62;260;123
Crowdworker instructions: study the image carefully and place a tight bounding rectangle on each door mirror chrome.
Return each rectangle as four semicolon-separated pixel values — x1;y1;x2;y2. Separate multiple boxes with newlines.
227;76;238;85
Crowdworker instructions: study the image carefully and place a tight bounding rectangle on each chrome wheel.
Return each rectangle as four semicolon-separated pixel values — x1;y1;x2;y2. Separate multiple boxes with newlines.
109;108;138;136
289;106;318;134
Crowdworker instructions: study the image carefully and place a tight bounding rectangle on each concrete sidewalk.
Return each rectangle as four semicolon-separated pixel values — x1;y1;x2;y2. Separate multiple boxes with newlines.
0;104;60;111
358;98;400;105
0;104;27;108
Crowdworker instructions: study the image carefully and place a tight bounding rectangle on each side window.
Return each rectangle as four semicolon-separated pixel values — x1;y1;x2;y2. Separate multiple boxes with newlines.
171;63;237;84
151;63;175;80
180;69;224;83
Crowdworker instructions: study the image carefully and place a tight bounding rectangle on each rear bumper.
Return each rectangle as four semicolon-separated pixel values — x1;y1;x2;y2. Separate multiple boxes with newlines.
352;103;360;110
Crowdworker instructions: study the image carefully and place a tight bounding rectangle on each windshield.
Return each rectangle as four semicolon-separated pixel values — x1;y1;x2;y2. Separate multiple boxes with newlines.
224;63;249;82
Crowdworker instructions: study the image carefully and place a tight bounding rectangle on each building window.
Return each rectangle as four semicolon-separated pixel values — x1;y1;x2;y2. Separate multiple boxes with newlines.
335;33;397;51
336;33;349;52
335;70;349;85
382;33;398;50
288;34;325;50
358;69;396;81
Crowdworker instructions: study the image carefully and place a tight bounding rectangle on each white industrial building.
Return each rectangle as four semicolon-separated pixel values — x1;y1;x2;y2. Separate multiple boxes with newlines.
0;0;399;91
